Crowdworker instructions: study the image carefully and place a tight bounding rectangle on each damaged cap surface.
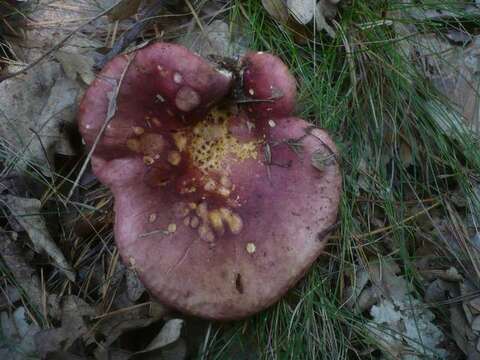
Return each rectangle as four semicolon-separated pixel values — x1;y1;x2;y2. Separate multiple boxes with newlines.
78;43;341;320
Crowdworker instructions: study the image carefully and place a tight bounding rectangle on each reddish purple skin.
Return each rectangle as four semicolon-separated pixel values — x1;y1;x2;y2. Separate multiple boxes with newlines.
79;43;341;320
78;43;232;157
241;52;296;120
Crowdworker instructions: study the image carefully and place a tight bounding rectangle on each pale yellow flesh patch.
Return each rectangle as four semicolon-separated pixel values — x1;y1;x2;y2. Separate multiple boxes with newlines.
189;107;258;174
168;151;182;166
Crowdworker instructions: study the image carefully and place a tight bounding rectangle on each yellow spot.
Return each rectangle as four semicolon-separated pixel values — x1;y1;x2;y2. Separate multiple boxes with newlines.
220;208;243;235
168;151;181;166
127;138;141;152
172;132;187;151
167;223;177;233
180;186;196;194
248;88;255;96
188;202;197;210
133;126;144;135
190;216;200;228
268;120;276;128
204;179;216;192
218;187;231;197
143;156;154;165
228;214;243;234
183;217;190;226
220;176;232;189
246;242;256;254
208;210;225;235
219;207;230;218
199;224;215;242
189;107;258;173
196;202;208;221
148;213;157;223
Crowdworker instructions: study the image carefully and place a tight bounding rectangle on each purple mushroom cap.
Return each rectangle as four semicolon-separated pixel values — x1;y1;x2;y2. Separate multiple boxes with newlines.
78;43;341;320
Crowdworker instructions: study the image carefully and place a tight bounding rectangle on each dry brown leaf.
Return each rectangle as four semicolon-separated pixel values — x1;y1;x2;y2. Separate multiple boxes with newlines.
109;0;142;21
34;296;95;358
0;232;61;318
92;303;167;352
424;279;456;303
287;0;315;25
0;61;81;169
0;307;41;360
126;269;145;302
11;0;104;62
392;6;480;133
55;51;96;85
137;319;184;354
450;303;478;356
262;0;289;24
0;1;106;169
470;297;480;314
3;195;76;281
347;259;447;359
315;0;338;38
179;20;248;59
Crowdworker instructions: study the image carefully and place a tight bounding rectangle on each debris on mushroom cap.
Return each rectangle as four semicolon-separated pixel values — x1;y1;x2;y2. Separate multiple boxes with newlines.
78;43;341;320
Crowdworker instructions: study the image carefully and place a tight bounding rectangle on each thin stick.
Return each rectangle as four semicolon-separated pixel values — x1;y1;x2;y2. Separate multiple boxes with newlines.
66;53;136;203
0;0;124;83
357;202;440;239
92;302;152;320
95;0;165;69
185;0;214;49
200;323;212;360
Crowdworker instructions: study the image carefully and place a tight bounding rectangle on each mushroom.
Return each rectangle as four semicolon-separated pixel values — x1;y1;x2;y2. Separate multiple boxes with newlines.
78;43;341;320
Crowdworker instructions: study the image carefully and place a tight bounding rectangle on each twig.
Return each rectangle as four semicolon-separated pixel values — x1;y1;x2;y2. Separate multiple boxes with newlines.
28;127;54;178
185;0;214;49
95;0;166;70
235;97;280;104
66;53;136;203
200;322;213;360
333;20;358;106
357;202;440;239
0;0;124;83
138;229;169;238
92;302;152;320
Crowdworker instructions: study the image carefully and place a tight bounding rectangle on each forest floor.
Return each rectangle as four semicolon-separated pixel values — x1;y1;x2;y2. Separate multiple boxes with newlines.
1;1;480;359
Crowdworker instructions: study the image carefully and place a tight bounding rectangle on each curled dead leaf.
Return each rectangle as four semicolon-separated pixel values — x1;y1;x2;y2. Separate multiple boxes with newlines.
287;0;315;25
3;195;76;281
108;0;142;21
315;0;339;38
262;0;289;24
